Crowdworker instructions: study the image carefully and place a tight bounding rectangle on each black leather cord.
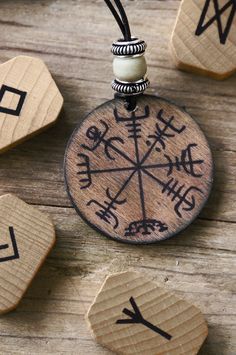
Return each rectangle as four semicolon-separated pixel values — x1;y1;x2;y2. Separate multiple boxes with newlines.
104;0;138;111
104;0;132;41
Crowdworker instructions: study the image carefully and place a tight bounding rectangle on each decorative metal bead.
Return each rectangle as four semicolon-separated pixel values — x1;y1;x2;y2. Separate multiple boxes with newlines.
111;37;149;96
111;38;147;56
112;78;150;96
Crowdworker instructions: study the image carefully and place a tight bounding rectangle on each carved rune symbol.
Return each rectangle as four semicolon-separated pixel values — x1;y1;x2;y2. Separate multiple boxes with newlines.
116;297;172;341
0;85;27;116
195;0;236;45
0;227;19;263
76;104;205;239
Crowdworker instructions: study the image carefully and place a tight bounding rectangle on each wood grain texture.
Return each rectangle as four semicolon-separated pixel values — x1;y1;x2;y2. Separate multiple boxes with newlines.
0;55;63;153
171;0;236;79
87;271;208;354
65;95;213;243
0;0;235;354
0;194;55;314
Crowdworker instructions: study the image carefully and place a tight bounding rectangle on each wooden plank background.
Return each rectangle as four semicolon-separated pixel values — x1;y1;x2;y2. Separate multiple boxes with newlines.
0;0;235;354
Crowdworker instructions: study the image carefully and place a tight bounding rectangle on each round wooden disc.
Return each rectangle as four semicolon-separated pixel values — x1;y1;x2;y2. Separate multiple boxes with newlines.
64;95;213;244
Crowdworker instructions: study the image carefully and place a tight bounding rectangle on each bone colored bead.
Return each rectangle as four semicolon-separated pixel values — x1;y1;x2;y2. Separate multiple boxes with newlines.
113;55;147;82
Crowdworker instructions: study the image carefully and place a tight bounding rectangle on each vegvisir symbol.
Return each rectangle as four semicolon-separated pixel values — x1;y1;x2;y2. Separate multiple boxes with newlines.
116;297;172;340
77;106;205;237
195;0;236;45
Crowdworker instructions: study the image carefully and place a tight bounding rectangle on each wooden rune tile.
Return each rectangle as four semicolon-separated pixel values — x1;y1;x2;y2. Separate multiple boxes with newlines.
0;55;63;153
0;194;55;314
87;271;208;355
171;0;236;79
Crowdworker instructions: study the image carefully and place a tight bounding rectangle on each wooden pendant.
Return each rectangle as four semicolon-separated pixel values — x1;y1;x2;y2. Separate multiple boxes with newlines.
0;194;55;314
64;95;213;244
171;0;236;79
0;55;63;153
87;271;208;355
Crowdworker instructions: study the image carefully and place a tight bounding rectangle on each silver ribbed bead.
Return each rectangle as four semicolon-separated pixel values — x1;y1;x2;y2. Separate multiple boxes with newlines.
112;38;147;56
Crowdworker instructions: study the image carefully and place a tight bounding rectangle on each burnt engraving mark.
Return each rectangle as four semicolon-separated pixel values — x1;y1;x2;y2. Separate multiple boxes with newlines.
145;143;204;177
143;171;203;218
146;109;186;152
116;297;172;340
82;119;134;164
77;106;205;238
0;227;19;263
81;120;109;152
0;85;27;116
125;219;168;237
77;154;135;189
77;154;92;189
87;172;134;230
195;0;236;45
114;105;150;139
